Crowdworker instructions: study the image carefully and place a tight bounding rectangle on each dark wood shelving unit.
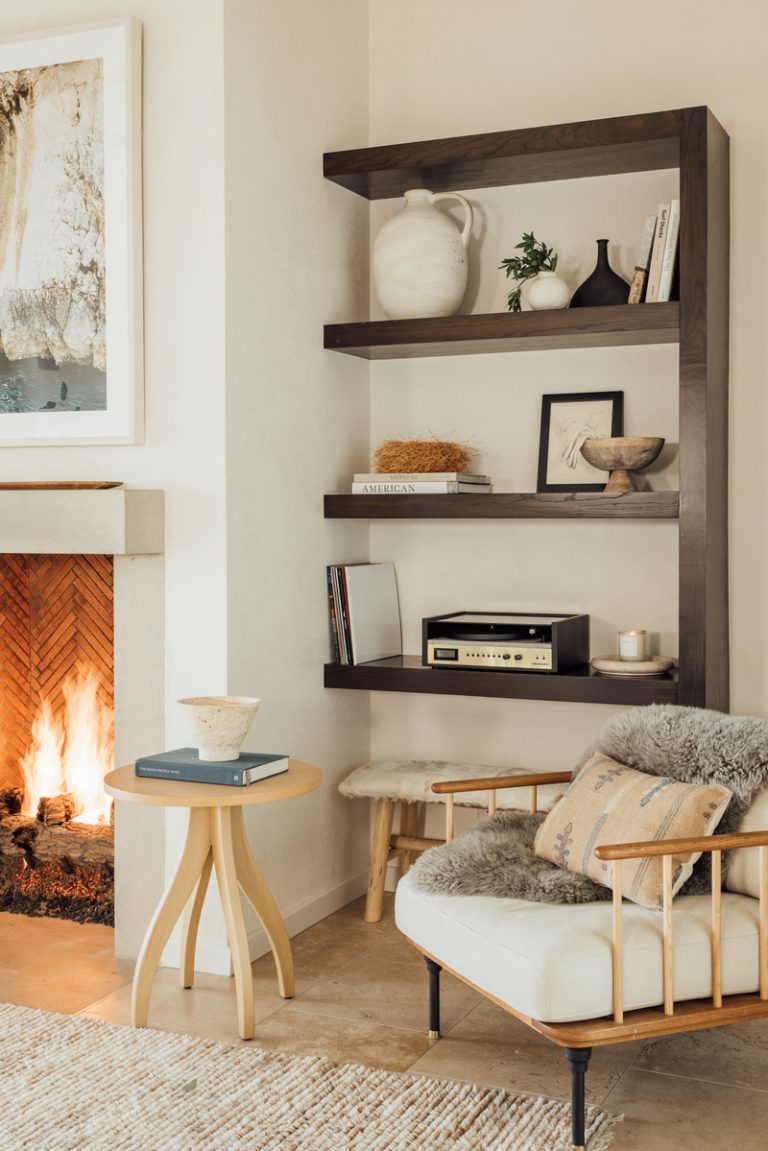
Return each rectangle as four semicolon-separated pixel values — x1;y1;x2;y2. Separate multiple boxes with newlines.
325;656;679;706
325;303;679;359
325;491;679;520
322;106;729;710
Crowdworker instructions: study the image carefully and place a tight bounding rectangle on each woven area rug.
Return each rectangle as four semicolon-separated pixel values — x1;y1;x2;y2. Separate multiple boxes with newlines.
0;1004;619;1150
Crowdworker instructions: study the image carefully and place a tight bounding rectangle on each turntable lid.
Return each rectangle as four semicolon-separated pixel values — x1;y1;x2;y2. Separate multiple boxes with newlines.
440;612;567;627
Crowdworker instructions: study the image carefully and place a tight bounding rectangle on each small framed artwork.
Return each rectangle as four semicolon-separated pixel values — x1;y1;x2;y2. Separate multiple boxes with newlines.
537;391;623;492
0;19;143;445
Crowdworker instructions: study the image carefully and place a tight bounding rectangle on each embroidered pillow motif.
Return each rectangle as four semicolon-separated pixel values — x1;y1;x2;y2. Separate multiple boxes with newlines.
533;753;732;909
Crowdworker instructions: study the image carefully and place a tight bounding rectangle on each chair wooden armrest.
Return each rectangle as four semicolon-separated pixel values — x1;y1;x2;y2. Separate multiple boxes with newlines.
432;772;572;841
431;771;573;795
593;828;768;1023
594;827;768;860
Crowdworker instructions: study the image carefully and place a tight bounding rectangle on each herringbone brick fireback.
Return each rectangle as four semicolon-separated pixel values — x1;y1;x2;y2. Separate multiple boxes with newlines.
0;554;114;789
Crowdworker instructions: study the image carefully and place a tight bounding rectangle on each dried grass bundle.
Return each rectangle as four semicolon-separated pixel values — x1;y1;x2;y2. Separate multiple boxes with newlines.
373;438;474;474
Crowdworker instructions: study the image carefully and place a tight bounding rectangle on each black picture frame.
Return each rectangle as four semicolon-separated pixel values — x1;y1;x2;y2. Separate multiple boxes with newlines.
537;391;624;492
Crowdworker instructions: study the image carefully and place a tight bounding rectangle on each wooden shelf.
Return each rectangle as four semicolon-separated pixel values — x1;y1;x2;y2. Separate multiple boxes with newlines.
325;656;679;706
323;109;683;199
324;304;679;359
322;106;730;710
324;491;679;520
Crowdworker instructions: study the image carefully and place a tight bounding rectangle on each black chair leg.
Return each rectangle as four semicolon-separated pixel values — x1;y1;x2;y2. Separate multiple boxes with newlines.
425;957;441;1038
565;1047;592;1150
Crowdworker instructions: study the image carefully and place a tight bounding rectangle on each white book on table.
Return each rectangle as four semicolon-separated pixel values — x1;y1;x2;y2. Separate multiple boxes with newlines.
343;562;402;665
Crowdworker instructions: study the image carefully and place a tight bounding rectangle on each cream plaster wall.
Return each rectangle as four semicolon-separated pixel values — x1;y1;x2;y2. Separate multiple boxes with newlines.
364;0;768;819
0;1;229;958
221;0;372;966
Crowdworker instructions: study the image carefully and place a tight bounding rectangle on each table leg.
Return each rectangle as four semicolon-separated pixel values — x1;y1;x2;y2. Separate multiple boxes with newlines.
132;806;212;1029
231;807;295;998
211;806;255;1040
180;847;213;989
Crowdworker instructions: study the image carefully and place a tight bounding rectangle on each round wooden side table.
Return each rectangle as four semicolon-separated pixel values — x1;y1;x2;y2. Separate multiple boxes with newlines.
104;760;322;1040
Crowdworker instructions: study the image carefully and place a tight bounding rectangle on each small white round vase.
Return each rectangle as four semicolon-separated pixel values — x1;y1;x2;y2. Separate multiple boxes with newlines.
178;695;260;762
526;271;571;310
373;188;473;319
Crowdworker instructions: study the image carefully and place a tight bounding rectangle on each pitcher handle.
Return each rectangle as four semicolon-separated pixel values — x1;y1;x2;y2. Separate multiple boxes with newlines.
431;191;473;248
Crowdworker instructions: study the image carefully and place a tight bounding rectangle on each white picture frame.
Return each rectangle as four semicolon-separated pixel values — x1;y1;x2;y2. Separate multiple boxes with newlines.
0;18;142;445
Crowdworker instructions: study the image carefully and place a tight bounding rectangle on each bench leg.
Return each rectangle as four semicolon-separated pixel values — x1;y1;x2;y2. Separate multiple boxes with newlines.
399;800;420;876
425;956;441;1038
565;1047;592;1150
365;798;394;923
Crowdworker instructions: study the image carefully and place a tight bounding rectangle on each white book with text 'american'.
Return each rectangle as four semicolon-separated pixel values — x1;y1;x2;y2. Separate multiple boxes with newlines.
343;562;402;665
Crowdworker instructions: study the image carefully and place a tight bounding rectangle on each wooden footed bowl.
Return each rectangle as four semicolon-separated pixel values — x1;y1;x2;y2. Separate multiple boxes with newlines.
580;436;665;492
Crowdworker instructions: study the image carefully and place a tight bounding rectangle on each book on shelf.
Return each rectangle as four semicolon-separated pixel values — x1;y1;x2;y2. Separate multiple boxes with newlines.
656;199;680;303
627;214;657;304
645;204;671;302
326;561;402;665
135;748;290;787
353;472;490;483
352;481;491;494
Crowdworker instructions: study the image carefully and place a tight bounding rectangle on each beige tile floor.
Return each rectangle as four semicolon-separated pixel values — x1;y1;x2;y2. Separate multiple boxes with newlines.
3;896;768;1149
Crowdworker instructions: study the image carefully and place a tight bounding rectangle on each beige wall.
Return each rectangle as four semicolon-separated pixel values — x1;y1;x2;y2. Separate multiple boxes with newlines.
364;0;768;818
221;0;372;965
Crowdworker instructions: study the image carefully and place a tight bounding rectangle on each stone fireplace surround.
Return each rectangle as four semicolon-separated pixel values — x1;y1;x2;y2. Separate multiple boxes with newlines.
0;487;165;957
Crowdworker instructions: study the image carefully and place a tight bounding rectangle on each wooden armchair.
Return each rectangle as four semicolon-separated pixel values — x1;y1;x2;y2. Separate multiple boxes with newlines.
396;770;768;1151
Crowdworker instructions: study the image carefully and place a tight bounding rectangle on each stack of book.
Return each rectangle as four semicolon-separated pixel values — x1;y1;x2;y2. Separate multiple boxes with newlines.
627;199;680;304
135;748;289;787
327;561;402;665
352;472;492;494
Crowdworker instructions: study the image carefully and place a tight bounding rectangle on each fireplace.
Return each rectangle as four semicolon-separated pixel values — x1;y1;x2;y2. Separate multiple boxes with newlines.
0;554;116;923
0;486;164;933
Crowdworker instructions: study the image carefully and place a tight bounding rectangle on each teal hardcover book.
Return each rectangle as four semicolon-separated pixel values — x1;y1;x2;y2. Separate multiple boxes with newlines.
134;748;289;786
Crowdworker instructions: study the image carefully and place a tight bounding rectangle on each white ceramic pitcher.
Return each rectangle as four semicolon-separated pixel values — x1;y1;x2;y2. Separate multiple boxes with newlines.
373;189;473;319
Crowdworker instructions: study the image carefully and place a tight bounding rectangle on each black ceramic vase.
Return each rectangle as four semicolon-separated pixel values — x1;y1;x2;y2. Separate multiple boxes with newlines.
570;239;629;307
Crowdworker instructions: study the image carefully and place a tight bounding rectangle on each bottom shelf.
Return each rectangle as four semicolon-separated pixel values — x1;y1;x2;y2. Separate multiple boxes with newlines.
324;655;679;705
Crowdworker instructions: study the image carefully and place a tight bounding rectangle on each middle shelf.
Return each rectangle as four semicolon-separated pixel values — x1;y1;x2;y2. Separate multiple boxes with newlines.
324;491;679;519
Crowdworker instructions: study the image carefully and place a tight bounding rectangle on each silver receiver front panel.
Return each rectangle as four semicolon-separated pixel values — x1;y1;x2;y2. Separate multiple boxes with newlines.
427;638;553;671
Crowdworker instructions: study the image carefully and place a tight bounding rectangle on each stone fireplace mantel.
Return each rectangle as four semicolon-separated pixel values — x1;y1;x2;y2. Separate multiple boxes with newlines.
0;488;164;554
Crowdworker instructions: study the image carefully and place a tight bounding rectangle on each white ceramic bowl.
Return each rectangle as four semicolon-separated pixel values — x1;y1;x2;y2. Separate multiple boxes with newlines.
178;695;260;762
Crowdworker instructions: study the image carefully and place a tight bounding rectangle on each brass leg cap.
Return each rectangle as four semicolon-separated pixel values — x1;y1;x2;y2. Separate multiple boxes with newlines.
428;1029;440;1039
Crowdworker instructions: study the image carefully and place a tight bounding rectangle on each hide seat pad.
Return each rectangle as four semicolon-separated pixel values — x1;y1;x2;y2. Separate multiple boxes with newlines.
339;761;565;810
395;871;762;1023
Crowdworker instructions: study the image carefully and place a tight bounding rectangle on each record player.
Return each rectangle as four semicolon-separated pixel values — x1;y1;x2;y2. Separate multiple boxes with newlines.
422;611;589;673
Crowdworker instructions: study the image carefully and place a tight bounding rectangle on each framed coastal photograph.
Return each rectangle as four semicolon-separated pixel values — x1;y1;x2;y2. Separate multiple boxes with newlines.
537;391;623;492
0;19;142;445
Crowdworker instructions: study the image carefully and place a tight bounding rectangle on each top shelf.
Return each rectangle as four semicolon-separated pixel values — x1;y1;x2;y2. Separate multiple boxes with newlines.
324;108;687;199
325;304;679;359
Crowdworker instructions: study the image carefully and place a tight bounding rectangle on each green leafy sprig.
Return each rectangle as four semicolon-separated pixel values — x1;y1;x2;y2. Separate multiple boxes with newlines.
499;232;559;312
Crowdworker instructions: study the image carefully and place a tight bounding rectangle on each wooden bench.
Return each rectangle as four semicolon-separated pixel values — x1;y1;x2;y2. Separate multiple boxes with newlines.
339;760;567;922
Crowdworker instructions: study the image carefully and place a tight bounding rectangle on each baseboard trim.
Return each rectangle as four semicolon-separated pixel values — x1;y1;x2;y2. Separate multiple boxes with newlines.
161;867;369;976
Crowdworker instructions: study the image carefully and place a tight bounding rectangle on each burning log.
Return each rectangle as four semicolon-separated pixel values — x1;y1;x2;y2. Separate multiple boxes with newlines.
0;789;23;816
36;792;76;826
0;814;113;868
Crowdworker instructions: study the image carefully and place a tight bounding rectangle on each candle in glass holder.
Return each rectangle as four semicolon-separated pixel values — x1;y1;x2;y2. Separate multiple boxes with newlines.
618;629;646;661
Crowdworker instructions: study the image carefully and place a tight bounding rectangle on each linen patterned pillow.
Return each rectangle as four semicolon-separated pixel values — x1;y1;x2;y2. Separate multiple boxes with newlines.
533;753;732;909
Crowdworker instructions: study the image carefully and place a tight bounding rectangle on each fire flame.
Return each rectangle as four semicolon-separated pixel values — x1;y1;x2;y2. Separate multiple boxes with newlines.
21;666;113;825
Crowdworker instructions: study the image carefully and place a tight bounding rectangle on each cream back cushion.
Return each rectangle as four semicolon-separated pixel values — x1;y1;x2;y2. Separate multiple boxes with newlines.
725;786;768;898
534;753;732;909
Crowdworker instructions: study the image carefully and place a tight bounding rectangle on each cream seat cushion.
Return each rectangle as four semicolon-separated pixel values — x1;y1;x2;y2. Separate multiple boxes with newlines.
395;870;761;1023
339;761;565;811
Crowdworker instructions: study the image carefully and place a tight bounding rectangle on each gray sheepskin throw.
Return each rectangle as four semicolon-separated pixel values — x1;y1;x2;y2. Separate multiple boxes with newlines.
411;704;768;903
